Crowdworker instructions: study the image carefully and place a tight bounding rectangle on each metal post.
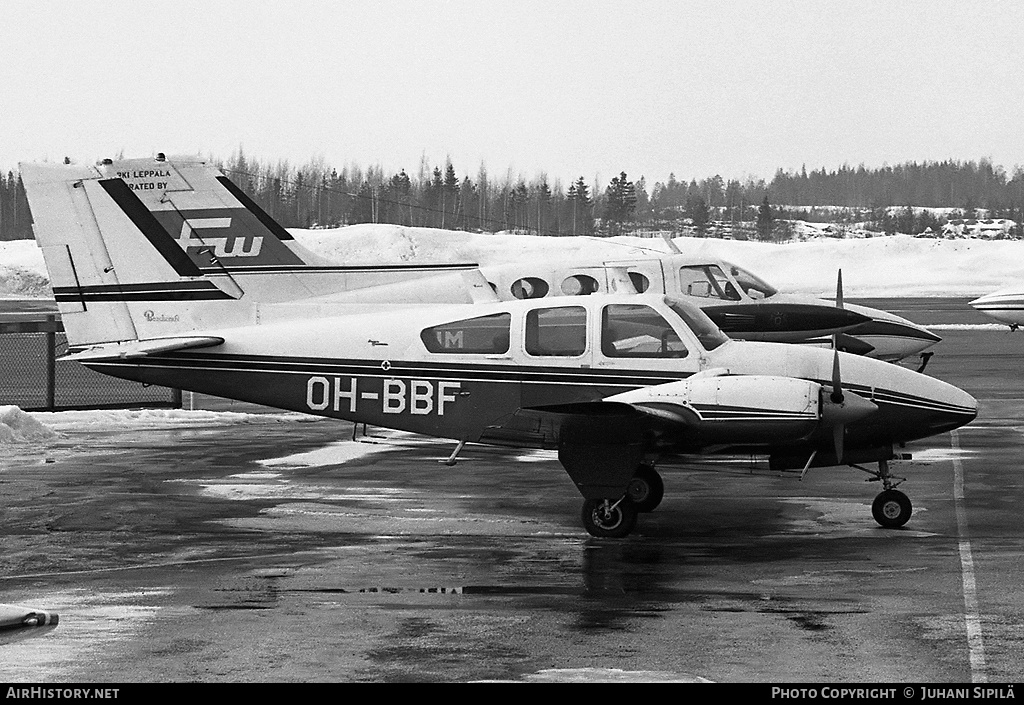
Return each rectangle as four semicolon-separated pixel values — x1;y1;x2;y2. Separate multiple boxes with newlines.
44;316;56;410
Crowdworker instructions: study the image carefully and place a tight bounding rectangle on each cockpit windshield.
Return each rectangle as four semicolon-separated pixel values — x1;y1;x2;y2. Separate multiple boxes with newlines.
664;296;729;350
727;263;777;299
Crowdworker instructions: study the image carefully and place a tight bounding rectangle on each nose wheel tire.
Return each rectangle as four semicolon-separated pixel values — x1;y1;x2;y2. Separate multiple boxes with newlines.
581;498;638;538
872;489;912;528
626;465;664;513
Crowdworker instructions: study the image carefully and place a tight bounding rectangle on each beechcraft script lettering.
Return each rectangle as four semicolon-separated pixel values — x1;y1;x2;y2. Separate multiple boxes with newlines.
176;217;264;258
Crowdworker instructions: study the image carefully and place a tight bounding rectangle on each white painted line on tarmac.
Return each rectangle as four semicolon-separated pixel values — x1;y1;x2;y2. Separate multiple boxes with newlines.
952;430;987;683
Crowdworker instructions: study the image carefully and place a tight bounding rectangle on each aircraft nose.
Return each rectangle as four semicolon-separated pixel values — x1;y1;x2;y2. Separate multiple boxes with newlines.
923;380;978;436
795;304;871;332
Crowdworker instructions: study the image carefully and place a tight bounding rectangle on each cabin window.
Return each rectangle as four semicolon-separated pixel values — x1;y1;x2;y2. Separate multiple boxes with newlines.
560;274;600;295
421;313;512;354
525;306;587;356
679;265;741;301
511;277;549;299
601;304;689;358
628;271;650;293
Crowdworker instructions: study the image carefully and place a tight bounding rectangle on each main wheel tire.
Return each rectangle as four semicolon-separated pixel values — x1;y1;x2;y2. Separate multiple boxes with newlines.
626;465;665;513
872;489;912;528
581;498;638;538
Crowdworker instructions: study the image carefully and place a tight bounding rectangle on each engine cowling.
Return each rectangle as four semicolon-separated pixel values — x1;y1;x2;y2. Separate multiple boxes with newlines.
607;374;875;447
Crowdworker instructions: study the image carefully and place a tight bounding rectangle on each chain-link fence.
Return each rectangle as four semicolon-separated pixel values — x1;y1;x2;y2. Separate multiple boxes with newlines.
1;316;181;411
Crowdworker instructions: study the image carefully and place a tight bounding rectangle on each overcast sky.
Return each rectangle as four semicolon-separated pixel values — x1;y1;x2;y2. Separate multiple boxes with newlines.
2;0;1023;188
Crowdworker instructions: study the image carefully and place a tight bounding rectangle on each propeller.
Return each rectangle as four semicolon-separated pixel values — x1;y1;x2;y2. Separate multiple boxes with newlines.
831;346;846;462
831;268;845;462
821;341;877;464
815;269;876;464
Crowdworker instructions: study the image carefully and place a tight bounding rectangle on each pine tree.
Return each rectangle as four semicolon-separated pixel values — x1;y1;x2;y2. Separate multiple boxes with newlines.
685;193;710;235
566;176;592;236
757;195;775;240
443;161;459;229
536;178;552;234
603;172;637;235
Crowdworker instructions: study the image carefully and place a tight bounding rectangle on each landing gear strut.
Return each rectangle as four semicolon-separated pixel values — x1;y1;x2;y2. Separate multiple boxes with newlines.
626;464;664;513
856;459;913;528
581;497;638;538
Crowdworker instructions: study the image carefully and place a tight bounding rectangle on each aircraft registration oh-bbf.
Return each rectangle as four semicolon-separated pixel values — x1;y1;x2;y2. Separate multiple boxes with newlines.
20;157;978;537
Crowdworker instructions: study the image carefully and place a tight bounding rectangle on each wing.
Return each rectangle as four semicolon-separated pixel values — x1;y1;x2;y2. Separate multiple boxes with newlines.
479;372;875;499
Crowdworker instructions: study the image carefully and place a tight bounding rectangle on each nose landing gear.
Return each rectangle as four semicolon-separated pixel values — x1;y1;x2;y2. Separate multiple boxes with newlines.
856;459;913;528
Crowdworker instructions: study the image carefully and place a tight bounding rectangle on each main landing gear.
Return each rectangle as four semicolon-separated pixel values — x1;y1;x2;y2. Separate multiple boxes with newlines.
581;497;638;538
857;459;913;528
580;464;664;538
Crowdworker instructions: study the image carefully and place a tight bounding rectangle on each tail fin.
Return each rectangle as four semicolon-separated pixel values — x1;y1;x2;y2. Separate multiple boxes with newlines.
82;155;479;302
20;159;251;347
95;155;330;272
22;156;490;348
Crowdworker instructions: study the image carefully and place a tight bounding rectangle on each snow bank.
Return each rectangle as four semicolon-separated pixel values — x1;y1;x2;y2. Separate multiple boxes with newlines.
0;405;58;443
4;224;1023;300
292;227;1024;298
0;240;50;298
29;408;319;431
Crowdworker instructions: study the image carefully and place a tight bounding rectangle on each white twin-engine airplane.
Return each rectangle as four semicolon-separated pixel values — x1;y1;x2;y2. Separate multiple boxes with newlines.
21;156;977;537
477;255;942;363
969;286;1024;331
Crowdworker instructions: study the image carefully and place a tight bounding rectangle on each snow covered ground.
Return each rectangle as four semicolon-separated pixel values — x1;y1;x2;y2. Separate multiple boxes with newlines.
1;223;1022;299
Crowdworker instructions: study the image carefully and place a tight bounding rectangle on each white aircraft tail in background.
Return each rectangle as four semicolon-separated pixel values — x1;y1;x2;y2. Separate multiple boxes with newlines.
20;156;492;348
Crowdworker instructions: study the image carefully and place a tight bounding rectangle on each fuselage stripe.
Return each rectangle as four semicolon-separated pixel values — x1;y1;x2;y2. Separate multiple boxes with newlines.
82;352;976;417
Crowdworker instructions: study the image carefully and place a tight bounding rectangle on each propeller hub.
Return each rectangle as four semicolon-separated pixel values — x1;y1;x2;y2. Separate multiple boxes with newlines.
821;389;877;425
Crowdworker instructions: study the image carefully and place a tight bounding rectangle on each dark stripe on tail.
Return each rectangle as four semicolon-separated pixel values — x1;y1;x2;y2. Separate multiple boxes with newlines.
52;281;234;302
99;179;203;277
216;175;294;241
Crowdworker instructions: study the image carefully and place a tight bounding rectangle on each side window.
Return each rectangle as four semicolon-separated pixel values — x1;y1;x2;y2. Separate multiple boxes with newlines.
679;266;713;298
525;306;587;357
602;304;689;358
561;274;600;295
679;265;740;301
628;271;650;293
421;313;511;354
510;277;549;299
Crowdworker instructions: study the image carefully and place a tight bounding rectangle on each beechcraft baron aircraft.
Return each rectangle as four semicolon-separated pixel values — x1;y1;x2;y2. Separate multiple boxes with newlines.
475;254;941;363
969;286;1024;331
20;156;978;537
79;155;940;364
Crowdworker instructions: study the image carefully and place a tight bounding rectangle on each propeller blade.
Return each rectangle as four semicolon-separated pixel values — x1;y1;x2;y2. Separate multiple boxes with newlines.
836;269;844;309
831;348;844;404
833;423;845;465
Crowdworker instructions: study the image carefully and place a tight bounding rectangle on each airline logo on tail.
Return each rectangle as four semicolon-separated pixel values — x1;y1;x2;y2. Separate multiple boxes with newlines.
175;217;264;259
149;207;304;269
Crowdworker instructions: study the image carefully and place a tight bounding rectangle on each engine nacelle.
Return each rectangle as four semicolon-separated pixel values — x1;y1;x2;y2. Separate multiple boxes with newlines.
608;375;823;445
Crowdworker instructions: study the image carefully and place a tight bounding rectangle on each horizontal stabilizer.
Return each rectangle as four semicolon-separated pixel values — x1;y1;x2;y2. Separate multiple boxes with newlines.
0;603;59;630
62;336;224;361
